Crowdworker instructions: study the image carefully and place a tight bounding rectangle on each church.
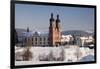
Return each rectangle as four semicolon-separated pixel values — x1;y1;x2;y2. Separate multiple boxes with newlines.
21;13;61;46
49;13;61;46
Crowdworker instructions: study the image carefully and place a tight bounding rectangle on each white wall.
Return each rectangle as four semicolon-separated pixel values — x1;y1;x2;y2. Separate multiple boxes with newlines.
0;0;100;69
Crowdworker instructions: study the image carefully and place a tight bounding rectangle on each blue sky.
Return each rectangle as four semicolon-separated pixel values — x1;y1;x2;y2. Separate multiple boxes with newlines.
15;4;94;32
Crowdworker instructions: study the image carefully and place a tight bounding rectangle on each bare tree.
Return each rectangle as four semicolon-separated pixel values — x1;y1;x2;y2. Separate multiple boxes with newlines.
22;47;33;61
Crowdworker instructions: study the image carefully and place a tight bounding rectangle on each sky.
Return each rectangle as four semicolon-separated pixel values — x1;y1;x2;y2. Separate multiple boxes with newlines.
15;4;95;32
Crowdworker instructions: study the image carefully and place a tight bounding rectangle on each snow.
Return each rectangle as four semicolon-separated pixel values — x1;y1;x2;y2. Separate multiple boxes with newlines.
15;45;95;66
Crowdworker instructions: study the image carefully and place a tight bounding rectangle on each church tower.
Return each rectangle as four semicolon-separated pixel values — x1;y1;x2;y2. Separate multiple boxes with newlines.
55;14;61;45
27;27;29;32
26;27;32;46
49;13;61;46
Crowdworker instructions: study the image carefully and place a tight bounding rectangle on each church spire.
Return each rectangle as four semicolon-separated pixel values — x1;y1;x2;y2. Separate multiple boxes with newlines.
56;14;60;28
49;13;55;27
27;27;29;32
56;14;60;23
50;13;55;22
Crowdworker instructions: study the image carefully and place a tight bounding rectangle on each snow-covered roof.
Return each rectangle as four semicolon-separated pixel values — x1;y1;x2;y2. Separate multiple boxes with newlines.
22;32;33;37
61;35;73;37
22;31;48;37
33;31;48;37
33;31;40;36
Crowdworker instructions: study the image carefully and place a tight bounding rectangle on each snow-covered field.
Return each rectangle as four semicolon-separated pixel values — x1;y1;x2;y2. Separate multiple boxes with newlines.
15;45;94;66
